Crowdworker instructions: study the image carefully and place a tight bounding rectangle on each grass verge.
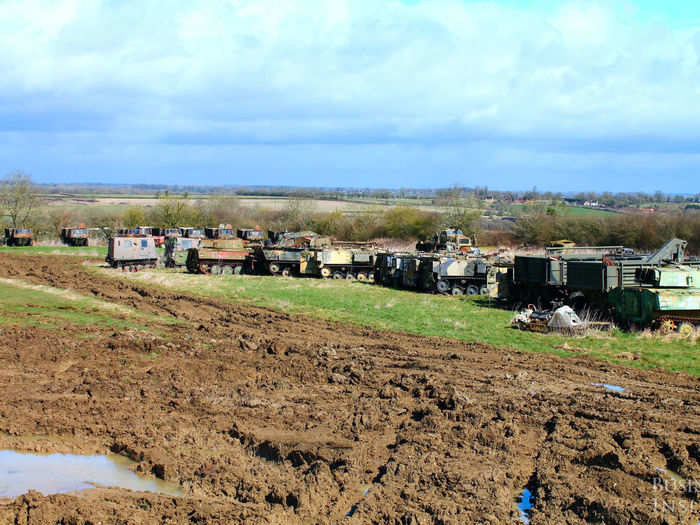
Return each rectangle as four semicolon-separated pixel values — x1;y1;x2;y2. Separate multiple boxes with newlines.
100;268;700;376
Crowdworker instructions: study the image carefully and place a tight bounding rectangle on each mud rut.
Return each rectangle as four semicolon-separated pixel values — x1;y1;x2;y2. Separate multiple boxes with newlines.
0;254;699;524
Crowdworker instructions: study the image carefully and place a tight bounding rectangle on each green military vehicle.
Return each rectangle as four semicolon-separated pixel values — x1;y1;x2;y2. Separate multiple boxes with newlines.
419;255;494;295
416;228;476;254
255;231;331;276
296;247;376;280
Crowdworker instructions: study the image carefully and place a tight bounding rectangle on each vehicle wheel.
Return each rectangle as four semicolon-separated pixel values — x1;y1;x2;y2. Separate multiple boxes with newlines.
233;265;243;275
222;265;233;275
332;271;344;280
269;263;281;274
678;322;694;337
659;319;677;334
451;286;464;296
211;264;221;275
345;273;355;280
466;284;479;295
436;280;450;293
281;267;292;277
479;285;489;295
320;267;331;278
368;272;375;282
199;264;210;274
357;272;367;281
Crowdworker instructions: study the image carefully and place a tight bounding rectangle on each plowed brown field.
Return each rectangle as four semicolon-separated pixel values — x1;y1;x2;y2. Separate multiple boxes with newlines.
1;254;699;524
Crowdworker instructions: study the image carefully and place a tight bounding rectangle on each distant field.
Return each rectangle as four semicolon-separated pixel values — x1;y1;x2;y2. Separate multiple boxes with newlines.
510;204;618;217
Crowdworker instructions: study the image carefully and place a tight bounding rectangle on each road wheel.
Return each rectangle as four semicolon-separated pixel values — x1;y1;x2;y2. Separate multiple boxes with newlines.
345;273;355;280
211;264;221;275
357;272;367;281
368;272;375;282
659;319;677;334
436;280;450;293
321;267;331;278
678;322;694;337
479;286;489;295
451;286;464;296
332;271;344;280
233;265;243;275
269;263;281;274
199;264;209;274
281;267;292;277
466;284;479;295
222;265;233;275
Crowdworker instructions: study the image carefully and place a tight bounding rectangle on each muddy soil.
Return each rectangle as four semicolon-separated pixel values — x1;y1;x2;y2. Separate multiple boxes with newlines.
0;254;699;524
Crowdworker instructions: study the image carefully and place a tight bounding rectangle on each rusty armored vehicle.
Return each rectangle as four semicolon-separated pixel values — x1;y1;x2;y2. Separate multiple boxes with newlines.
106;236;158;270
255;231;332;276
4;228;34;246
185;238;253;274
60;225;89;246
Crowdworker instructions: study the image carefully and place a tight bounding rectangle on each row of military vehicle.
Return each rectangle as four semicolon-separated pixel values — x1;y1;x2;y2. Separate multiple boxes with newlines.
107;227;503;296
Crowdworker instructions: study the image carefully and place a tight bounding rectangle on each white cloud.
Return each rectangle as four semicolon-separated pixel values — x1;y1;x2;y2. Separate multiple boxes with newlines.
0;0;699;189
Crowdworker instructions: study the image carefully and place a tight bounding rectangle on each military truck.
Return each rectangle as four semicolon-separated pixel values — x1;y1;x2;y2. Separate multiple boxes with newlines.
60;225;89;246
3;228;33;246
106;236;158;270
185;238;253;274
416;228;476;254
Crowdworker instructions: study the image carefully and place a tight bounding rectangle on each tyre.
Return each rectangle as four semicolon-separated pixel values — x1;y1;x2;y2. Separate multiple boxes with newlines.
321;267;331;278
451;286;464;296
678;322;694;337
269;263;281;274
222;265;234;275
466;284;479;295
332;271;344;280
436;280;450;293
368;272;375;282
281;267;292;277
233;266;243;275
357;272;367;281
345;273;355;280
211;264;221;275
479;286;489;295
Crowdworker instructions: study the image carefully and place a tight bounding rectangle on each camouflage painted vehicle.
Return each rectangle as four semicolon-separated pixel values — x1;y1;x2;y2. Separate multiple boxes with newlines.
186;238;252;274
60;226;89;246
416;228;476;254
297;248;376;280
106;236;158;270
237;229;265;245
255;231;332;276
373;252;414;287
420;255;493;295
163;237;201;268
4;228;33;246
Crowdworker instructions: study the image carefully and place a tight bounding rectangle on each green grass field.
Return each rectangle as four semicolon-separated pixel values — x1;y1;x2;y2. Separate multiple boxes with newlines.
0;277;180;333
510;204;618;217
104;268;700;376
0;245;107;257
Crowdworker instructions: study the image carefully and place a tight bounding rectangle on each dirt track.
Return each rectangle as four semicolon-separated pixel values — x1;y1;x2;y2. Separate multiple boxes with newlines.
1;254;699;524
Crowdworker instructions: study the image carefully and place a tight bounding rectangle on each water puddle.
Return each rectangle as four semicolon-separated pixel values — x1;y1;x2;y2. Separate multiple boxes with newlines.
517;488;533;523
591;383;625;392
0;450;183;498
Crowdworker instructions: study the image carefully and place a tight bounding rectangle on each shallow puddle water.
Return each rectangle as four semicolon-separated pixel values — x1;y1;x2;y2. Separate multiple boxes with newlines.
517;488;533;523
0;450;183;498
591;383;625;392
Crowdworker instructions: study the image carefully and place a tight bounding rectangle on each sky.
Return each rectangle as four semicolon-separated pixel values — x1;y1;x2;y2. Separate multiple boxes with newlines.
1;0;699;192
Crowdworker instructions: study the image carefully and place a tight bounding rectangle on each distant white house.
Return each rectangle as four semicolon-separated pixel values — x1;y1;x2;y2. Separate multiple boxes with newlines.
583;200;600;207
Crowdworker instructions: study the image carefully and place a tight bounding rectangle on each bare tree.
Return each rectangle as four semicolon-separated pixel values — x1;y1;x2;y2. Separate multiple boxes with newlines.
0;171;39;228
